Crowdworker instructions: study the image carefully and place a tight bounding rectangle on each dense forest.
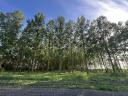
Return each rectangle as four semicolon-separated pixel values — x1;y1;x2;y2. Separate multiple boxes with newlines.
0;11;128;73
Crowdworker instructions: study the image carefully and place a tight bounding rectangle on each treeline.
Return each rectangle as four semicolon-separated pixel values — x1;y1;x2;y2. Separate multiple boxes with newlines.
0;11;128;72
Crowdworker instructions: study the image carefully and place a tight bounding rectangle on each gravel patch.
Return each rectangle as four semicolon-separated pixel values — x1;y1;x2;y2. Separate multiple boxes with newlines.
0;88;128;96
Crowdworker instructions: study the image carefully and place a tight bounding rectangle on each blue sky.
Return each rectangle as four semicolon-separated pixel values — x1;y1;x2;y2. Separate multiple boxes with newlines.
1;0;128;23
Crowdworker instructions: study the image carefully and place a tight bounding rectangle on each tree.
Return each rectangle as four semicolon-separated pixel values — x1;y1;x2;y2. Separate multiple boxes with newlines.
55;16;65;71
0;11;24;70
19;13;45;71
75;16;89;72
0;10;127;73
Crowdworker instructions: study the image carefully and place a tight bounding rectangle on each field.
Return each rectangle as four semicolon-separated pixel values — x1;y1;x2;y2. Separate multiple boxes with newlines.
0;71;128;91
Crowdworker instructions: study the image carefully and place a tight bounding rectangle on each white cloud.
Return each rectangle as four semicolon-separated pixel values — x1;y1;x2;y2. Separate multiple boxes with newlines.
58;0;128;23
82;0;128;23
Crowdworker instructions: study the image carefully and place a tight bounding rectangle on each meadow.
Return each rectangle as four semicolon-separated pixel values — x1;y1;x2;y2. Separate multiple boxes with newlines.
0;71;128;91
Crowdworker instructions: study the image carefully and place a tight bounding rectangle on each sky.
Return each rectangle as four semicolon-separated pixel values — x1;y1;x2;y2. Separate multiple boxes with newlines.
0;0;128;23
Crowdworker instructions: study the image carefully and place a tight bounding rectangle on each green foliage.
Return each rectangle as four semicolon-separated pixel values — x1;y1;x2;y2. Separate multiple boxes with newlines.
0;11;128;73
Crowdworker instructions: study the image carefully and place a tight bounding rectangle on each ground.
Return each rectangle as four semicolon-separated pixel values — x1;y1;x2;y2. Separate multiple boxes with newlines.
0;71;128;96
1;88;128;96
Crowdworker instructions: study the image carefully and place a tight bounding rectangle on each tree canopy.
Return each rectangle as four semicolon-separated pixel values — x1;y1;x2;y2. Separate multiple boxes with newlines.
0;11;128;73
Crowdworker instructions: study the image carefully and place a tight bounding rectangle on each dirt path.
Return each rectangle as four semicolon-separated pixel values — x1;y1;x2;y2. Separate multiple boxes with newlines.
0;88;128;96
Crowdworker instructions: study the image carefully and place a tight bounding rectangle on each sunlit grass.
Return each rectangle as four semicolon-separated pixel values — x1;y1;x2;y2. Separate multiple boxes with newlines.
0;71;128;91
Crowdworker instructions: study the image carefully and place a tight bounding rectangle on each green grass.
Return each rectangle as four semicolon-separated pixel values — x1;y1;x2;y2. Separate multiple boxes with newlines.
0;71;128;91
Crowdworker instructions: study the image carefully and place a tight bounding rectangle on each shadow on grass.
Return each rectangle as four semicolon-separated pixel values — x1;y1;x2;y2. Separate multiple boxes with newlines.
1;71;128;92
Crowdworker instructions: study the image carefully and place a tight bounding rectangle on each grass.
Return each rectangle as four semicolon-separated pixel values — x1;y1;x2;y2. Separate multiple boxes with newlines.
0;71;128;91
